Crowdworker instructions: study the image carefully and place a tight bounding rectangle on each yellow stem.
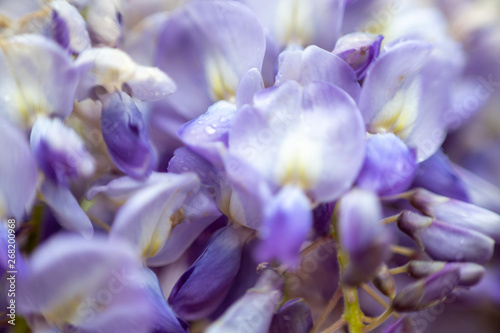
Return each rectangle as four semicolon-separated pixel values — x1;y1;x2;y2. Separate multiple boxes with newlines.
360;284;400;318
362;308;394;332
390;245;416;257
381;214;401;225
389;264;409;275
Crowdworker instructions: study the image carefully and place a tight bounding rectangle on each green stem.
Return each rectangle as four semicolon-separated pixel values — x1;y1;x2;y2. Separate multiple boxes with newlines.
338;250;364;333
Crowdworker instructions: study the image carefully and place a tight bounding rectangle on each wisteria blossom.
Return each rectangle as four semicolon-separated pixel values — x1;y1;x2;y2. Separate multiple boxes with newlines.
1;0;500;332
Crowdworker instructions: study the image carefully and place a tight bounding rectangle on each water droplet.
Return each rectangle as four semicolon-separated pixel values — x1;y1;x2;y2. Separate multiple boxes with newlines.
205;126;216;134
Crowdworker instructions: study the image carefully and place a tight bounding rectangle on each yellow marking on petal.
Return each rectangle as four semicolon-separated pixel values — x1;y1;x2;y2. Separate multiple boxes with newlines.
276;123;321;190
369;78;421;139
205;55;237;102
141;229;164;259
43;294;84;327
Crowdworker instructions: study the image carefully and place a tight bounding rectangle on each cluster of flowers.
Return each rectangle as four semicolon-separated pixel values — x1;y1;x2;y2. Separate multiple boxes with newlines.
1;0;500;332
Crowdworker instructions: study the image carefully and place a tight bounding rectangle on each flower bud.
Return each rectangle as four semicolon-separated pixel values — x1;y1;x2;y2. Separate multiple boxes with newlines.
30;117;95;185
408;260;485;287
397;210;494;264
269;299;312;333
411;188;500;241
356;133;417;196
338;188;391;285
333;32;383;80
99;91;155;179
168;225;243;321
372;264;396;298
392;265;460;312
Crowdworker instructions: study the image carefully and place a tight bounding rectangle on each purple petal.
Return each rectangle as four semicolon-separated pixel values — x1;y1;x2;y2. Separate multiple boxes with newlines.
99;90;156;179
359;40;434;160
392;265;460;312
229;81;365;203
79;0;122;47
146;189;222;267
275;45;361;101
168;225;243;321
142;268;188;333
397;211;494;264
86;172;174;202
30;117;95;185
178;101;237;166
356;133;417;196
411;150;470;202
50;0;90;54
408;261;485;287
110;172;200;260
337;188;391;285
40;180;93;238
51;9;70;50
269;299;313;333
236;68;265;109
155;1;266;119
0;35;81;127
255;186;312;268
0;120;38;220
239;0;345;50
452;164;500;214
206;268;284;333
410;188;500;242
333;32;383;79
18;234;153;332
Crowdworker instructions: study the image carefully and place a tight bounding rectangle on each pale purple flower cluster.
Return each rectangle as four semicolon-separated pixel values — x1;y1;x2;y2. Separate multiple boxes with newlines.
1;0;500;332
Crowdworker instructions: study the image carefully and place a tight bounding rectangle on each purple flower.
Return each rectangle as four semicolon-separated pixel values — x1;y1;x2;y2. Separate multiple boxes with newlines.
0;35;81;128
109;172;201;262
30;117;95;185
337;188;391;285
168;225;245;321
410;188;500;242
255;185;313;268
275;45;361;101
356;133;417;196
333;32;383;80
229;80;366;203
99;90;156;179
0;120;38;220
154;1;266;119
18;234;154;332
397;210;494;263
392;265;460;312
269;299;313;333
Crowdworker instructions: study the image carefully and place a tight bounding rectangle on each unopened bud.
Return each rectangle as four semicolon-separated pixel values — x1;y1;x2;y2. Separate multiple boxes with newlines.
397;211;494;264
392;266;460;312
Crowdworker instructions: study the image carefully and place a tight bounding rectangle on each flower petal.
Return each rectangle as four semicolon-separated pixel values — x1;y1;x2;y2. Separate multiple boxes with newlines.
255;185;312;268
275;45;361;101
0;120;38;220
110;172;200;260
99;90;156;179
40;181;93;238
168;225;243;321
155;0;266;118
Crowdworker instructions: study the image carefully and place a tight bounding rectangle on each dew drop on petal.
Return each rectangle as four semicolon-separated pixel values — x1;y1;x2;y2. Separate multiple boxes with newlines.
205;126;216;134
